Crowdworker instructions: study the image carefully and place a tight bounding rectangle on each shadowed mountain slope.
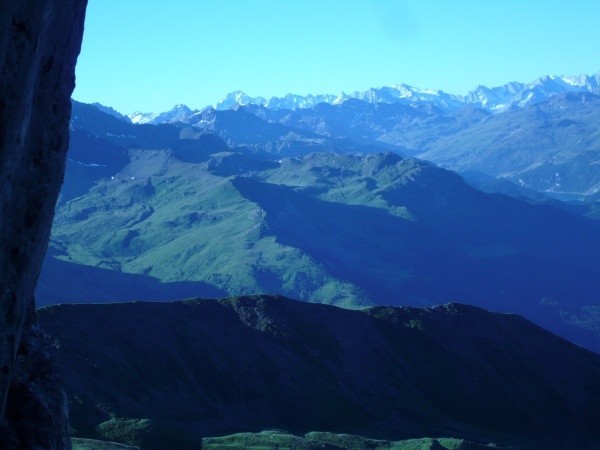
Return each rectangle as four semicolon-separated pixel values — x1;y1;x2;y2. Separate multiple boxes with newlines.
40;150;600;352
38;296;600;450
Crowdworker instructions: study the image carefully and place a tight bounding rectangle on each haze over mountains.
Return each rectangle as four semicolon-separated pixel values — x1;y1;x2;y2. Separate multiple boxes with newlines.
99;73;600;201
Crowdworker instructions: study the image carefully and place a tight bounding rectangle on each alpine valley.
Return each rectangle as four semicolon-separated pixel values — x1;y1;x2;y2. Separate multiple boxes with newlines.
35;73;600;449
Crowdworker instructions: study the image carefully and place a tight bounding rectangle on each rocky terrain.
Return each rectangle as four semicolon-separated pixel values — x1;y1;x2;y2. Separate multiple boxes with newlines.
0;0;88;447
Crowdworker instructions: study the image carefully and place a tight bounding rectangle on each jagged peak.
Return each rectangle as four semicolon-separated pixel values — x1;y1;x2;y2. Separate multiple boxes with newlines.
115;70;600;124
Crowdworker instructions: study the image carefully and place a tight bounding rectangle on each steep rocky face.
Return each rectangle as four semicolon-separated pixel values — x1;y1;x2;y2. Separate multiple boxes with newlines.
0;0;87;448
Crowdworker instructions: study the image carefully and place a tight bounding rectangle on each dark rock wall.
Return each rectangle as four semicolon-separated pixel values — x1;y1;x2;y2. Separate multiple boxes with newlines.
0;0;87;448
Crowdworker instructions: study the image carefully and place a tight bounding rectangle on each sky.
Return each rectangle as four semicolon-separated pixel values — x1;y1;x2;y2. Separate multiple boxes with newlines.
73;0;600;114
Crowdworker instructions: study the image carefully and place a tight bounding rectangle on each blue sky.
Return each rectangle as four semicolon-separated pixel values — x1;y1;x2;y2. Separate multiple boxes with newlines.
73;0;600;114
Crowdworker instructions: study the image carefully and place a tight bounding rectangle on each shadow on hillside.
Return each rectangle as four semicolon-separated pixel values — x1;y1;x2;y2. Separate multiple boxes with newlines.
36;252;226;306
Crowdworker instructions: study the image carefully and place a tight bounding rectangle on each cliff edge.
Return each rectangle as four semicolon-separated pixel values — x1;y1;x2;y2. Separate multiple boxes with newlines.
0;1;87;448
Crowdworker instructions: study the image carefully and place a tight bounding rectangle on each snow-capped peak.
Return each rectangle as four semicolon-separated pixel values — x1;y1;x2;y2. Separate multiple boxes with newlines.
128;104;197;125
215;91;267;110
124;71;600;125
129;111;158;124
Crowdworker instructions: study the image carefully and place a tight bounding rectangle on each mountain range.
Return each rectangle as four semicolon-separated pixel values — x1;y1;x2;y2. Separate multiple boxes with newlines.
38;100;600;353
124;72;600;124
97;73;600;201
272;92;600;199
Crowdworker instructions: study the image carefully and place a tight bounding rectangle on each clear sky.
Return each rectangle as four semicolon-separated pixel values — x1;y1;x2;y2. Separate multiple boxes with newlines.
72;0;600;114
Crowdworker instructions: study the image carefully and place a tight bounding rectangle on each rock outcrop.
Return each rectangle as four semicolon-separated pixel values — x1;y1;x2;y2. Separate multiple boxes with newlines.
0;0;87;448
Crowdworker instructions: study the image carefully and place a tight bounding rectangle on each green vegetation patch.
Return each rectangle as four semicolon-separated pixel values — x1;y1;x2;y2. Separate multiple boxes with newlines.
72;437;139;450
202;430;500;450
96;418;152;448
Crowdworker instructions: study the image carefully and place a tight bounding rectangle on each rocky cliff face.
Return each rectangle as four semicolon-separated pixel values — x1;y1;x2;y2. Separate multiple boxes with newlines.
0;0;87;448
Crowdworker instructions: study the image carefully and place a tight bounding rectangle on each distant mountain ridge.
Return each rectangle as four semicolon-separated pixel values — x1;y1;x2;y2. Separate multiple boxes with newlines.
267;91;600;198
114;73;600;199
124;72;600;124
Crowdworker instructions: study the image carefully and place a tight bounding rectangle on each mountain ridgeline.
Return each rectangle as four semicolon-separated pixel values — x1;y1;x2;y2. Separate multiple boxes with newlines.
39;100;600;352
37;296;600;450
131;72;600;120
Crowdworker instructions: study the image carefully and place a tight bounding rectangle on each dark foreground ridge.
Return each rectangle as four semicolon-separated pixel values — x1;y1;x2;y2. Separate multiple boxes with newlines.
38;295;600;450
